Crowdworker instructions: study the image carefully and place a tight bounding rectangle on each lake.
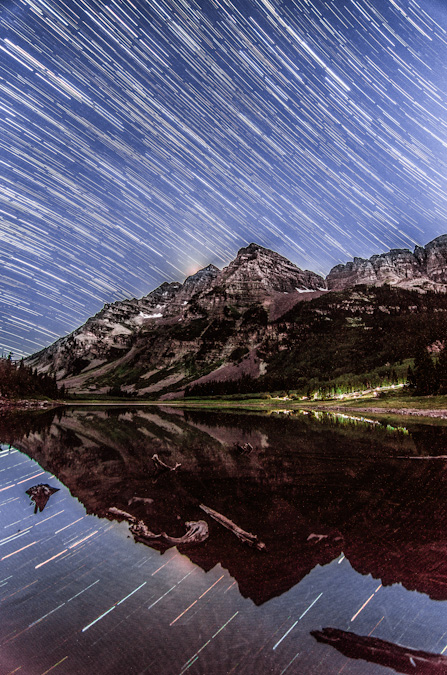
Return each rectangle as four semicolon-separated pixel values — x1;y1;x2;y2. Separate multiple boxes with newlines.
1;404;447;674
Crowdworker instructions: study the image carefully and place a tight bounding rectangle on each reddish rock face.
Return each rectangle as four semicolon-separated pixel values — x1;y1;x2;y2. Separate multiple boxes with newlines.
425;234;447;283
217;243;325;300
188;243;326;317
327;235;447;292
24;243;326;384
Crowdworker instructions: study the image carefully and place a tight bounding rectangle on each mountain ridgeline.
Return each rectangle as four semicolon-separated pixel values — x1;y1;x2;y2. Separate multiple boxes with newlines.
25;237;447;398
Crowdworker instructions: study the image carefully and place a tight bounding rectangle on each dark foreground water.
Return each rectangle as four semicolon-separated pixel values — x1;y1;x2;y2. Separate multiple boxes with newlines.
1;405;447;674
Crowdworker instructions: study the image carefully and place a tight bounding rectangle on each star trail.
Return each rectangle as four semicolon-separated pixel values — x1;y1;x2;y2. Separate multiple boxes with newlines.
2;441;443;674
4;409;447;673
1;0;447;356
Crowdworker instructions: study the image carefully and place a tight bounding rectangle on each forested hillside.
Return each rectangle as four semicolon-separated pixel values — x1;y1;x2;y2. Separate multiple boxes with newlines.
0;356;61;400
187;286;447;398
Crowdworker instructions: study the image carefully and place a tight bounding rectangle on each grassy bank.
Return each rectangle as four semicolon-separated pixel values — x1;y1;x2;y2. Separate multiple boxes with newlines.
6;380;443;424
156;393;447;427
57;389;447;421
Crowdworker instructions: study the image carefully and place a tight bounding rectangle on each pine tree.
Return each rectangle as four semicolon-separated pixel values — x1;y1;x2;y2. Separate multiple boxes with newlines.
407;365;416;389
437;345;447;394
413;347;437;395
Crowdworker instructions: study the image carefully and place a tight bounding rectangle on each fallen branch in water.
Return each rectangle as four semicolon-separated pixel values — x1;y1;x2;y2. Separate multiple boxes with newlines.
109;507;136;522
311;627;447;674
234;442;253;455
108;508;208;546
128;496;154;506
199;503;266;551
152;453;181;471
132;519;208;546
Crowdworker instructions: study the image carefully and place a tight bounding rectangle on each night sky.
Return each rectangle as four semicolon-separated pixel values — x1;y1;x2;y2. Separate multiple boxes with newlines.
1;0;447;357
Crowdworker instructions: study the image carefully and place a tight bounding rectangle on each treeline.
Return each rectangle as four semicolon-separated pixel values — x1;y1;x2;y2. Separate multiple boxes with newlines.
0;356;62;400
269;286;447;382
184;366;403;399
185;346;447;400
185;374;261;398
408;346;447;395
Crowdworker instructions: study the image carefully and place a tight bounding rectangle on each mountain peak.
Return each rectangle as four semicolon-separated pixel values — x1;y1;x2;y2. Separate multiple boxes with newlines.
184;264;219;283
236;242;275;257
174;263;220;305
217;242;326;302
426;234;447;248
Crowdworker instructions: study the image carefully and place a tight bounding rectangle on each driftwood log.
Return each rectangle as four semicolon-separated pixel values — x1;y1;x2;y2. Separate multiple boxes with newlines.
311;627;447;674
234;442;253;455
151;454;181;471
132;519;209;546
108;508;208;546
128;496;154;506
200;503;266;551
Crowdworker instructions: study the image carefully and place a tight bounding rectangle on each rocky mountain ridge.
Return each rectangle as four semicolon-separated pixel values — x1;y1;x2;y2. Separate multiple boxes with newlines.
327;234;447;291
25;235;447;397
26;243;325;381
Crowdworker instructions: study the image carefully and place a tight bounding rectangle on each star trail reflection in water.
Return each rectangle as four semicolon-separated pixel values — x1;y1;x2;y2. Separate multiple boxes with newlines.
1;406;447;674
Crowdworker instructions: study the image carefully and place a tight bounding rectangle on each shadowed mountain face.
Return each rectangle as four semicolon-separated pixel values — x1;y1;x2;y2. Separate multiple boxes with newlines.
4;405;447;606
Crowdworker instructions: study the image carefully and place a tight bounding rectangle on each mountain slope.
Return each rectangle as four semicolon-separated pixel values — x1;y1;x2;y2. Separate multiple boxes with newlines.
25;244;326;394
232;285;447;396
25;237;447;398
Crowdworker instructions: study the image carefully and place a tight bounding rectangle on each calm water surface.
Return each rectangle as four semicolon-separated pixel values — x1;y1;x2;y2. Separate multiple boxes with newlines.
1;405;447;674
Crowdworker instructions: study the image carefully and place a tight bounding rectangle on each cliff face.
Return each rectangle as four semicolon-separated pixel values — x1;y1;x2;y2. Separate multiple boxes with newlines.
26;281;182;379
185;243;326;318
216;243;325;300
424;235;447;283
25;243;326;389
327;235;447;291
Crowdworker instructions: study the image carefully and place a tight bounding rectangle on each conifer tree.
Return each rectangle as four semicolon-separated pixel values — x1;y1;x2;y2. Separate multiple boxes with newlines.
407;365;416;389
437;345;447;394
413;346;437;395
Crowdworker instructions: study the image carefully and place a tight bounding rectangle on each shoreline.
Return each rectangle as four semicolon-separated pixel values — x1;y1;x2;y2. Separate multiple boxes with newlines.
0;399;61;410
312;405;447;419
1;397;447;421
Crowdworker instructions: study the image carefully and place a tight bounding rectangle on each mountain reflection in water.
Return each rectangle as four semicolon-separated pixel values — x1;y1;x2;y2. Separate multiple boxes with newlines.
1;404;447;674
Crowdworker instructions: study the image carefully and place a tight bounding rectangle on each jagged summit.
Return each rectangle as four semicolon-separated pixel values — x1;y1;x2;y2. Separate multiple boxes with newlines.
25;242;326;382
143;281;182;303
327;235;447;292
183;264;220;287
427;234;447;246
221;242;326;297
174;263;220;306
236;242;273;255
